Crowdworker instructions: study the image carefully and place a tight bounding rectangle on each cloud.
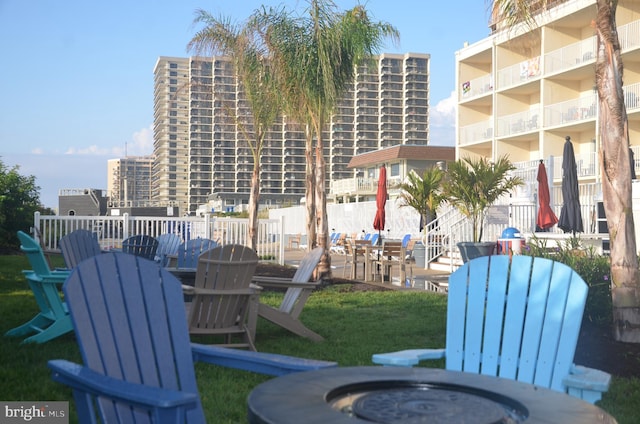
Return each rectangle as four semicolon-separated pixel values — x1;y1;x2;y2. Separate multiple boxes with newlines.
429;92;456;146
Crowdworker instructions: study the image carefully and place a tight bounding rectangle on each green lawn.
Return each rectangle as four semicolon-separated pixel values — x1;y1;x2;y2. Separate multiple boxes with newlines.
1;254;638;423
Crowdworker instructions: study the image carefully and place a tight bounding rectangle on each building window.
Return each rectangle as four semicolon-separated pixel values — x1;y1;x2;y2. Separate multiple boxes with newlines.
390;163;400;177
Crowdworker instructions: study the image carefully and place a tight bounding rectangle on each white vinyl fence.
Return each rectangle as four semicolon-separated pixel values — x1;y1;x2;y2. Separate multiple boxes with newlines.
32;212;286;264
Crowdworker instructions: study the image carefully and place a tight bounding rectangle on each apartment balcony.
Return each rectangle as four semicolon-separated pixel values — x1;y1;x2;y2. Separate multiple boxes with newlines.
459;74;493;101
544;94;596;127
496;108;540;138
330;176;403;200
497;55;541;90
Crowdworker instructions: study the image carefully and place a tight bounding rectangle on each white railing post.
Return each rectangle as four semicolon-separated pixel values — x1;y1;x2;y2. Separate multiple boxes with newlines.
32;211;41;243
280;215;285;265
204;214;211;240
122;213;129;241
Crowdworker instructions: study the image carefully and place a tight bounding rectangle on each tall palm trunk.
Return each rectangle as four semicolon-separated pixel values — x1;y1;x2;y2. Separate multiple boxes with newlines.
248;161;260;250
305;125;317;250
314;113;330;276
595;0;640;342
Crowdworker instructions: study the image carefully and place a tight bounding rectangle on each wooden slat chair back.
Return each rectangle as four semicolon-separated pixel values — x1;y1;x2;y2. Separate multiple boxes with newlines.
254;247;324;341
372;240;407;283
122;235;159;260
176;238;217;268
186;245;259;350
372;255;611;403
155;233;182;266
59;229;102;268
342;240;367;279
47;253;337;424
4;231;72;344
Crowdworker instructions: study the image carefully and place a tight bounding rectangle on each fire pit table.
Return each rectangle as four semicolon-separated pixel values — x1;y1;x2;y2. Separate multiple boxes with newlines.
248;366;616;424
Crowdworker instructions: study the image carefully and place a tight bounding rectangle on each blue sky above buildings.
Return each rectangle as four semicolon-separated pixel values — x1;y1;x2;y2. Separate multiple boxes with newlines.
0;0;491;208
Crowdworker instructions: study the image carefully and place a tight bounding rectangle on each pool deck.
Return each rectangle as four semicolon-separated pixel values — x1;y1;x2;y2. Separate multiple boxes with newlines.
282;248;450;292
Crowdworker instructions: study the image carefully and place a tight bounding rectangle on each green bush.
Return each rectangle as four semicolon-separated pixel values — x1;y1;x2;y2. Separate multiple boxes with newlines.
522;235;612;326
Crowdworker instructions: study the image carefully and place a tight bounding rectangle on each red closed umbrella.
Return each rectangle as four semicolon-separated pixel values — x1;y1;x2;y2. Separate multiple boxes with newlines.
373;165;387;233
536;160;558;230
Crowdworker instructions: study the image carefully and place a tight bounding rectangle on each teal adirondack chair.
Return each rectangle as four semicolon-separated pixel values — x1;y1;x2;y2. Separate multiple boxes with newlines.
372;255;611;404
5;231;73;343
59;229;102;268
48;253;336;423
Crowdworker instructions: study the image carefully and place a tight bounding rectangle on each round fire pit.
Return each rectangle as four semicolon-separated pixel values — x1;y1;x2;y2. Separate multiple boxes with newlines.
248;367;617;424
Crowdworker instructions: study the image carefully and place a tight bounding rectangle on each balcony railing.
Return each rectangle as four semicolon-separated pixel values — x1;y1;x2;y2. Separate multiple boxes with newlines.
459;74;493;101
496;108;540;137
459;119;493;146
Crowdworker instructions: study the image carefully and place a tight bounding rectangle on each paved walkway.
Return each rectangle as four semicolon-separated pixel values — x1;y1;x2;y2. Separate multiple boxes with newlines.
282;248;450;291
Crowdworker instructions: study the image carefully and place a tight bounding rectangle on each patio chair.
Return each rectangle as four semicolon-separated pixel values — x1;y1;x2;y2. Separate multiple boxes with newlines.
370;240;407;284
47;253;337;423
154;233;182;266
253;247;324;342
173;238;218;269
372;255;611;404
59;229;102;268
4;231;73;344
122;234;159;260
342;239;367;279
184;245;259;351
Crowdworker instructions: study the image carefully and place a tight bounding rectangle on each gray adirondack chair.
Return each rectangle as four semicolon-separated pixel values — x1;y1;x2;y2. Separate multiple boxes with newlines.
59;229;102;268
372;255;611;404
47;253;336;423
185;245;259;350
253;247;324;342
4;231;73;343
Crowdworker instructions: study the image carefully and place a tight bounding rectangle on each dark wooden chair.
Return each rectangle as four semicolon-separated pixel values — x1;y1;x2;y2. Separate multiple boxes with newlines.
47;253;337;423
122;234;159;260
372;255;611;404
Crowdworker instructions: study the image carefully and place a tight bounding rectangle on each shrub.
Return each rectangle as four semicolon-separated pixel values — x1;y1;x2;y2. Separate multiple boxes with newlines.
522;235;612;326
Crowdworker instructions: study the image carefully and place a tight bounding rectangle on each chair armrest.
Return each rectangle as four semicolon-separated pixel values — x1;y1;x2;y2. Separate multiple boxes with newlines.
48;360;200;411
23;271;70;284
372;348;446;367
563;364;611;403
251;276;320;289
191;343;337;377
186;288;256;296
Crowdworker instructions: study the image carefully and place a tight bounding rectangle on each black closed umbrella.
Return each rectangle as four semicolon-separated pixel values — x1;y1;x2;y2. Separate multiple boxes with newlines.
558;136;584;234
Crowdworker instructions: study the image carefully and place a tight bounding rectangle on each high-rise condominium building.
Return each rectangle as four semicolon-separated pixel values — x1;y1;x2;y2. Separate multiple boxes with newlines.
107;156;154;206
153;53;430;214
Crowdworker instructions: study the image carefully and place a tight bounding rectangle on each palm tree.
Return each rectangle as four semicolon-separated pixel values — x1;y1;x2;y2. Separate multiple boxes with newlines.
442;155;523;243
397;167;445;231
188;10;283;250
491;0;639;342
256;1;398;275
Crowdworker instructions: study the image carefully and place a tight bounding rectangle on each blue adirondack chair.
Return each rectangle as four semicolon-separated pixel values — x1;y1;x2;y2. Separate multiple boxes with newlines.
154;233;182;266
59;229;102;268
4;231;73;344
176;238;217;268
122;234;159;260
48;253;337;423
372;255;611;404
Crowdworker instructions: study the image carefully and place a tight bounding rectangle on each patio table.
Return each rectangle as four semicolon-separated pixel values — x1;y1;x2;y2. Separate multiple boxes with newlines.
248;366;616;424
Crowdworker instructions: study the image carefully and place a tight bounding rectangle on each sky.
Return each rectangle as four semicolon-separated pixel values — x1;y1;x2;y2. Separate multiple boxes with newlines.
0;0;492;208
